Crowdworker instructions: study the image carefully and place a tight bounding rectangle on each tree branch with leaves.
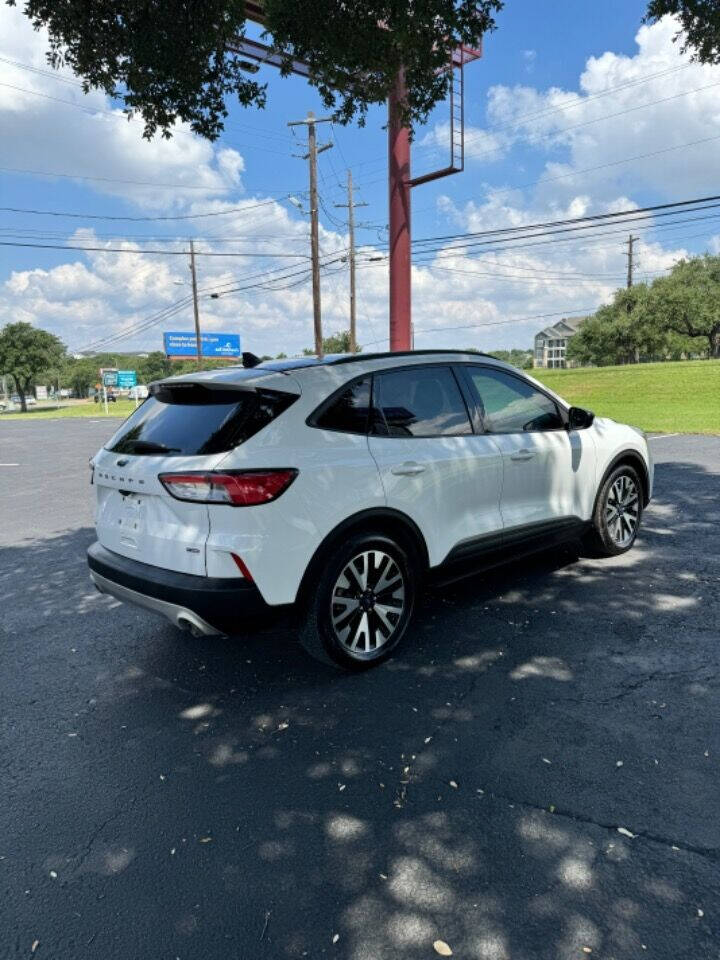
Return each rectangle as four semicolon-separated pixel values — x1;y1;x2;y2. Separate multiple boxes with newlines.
7;0;502;139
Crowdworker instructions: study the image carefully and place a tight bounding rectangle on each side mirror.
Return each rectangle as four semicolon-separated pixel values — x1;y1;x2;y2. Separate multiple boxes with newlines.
568;406;594;430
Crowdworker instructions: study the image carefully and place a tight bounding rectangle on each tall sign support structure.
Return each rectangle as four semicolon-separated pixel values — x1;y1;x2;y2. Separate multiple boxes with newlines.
229;10;482;352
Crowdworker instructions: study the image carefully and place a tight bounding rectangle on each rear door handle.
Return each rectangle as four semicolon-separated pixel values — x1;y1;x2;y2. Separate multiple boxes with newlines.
510;449;534;461
390;461;426;476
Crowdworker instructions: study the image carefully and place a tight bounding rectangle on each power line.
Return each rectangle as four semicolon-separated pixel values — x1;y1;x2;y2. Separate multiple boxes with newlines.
0;239;310;257
410;194;720;247
0;198;282;222
0;164;235;192
362;307;604;347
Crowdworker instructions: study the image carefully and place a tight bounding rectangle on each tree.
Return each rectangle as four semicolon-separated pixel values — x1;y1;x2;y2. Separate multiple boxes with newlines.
645;1;720;65
639;255;720;358
0;322;66;411
566;285;666;366
137;351;172;384
303;330;361;356
8;1;502;139
64;356;100;399
488;348;534;369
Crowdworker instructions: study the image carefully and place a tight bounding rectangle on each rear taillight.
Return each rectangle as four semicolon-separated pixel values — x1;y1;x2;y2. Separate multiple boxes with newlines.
159;469;298;506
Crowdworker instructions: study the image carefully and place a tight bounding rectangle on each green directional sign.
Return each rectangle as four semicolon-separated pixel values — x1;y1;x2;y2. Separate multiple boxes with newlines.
102;371;118;387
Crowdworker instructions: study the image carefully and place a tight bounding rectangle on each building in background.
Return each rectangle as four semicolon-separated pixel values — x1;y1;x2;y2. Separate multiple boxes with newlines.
533;316;586;368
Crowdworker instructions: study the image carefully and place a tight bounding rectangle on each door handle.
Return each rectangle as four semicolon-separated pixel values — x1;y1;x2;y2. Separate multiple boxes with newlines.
390;461;426;476
510;449;535;461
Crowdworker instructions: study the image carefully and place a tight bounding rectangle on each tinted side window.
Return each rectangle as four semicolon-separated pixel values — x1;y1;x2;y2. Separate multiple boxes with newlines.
314;377;371;434
467;367;564;433
373;366;472;437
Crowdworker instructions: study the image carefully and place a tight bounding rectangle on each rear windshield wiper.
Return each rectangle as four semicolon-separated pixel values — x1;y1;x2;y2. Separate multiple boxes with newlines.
125;440;181;454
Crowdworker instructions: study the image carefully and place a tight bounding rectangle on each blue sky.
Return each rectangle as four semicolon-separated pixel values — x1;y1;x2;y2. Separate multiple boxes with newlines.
2;0;719;357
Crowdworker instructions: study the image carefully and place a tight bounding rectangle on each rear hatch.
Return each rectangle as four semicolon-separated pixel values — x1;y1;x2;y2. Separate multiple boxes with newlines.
93;371;299;575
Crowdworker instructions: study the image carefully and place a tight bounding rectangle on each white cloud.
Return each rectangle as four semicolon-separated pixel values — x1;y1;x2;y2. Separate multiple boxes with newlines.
482;16;720;203
0;5;245;209
419;122;508;165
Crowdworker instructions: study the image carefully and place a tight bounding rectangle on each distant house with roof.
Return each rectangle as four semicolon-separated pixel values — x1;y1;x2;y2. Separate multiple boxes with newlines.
533;316;586;368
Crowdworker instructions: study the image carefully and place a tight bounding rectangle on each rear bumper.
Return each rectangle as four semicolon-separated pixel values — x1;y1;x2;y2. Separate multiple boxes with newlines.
87;541;274;635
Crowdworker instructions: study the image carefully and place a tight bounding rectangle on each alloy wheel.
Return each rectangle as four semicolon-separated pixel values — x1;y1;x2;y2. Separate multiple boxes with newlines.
605;473;640;548
330;549;406;655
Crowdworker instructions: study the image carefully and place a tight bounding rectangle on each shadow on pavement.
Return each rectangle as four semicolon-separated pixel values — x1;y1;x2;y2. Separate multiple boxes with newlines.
2;459;719;959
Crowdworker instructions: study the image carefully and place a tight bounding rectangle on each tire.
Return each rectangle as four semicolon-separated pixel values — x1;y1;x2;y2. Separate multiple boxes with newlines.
299;532;417;670
586;464;643;557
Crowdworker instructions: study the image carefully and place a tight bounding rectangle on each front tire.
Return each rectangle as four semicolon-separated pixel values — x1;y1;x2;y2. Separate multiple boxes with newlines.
586;464;643;557
300;533;417;670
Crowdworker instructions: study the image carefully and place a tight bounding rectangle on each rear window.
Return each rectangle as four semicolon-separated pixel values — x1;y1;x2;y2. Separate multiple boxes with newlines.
105;385;296;456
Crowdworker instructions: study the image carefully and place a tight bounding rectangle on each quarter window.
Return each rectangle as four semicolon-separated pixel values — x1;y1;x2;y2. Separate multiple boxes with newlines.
466;367;564;433
373;366;472;437
314;377;371;434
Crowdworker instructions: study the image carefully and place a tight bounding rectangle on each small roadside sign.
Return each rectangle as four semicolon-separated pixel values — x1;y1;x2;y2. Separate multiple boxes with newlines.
116;370;137;389
102;371;118;387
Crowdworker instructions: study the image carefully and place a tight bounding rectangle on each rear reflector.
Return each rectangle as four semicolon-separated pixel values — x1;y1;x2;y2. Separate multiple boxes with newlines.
231;553;254;581
159;469;298;506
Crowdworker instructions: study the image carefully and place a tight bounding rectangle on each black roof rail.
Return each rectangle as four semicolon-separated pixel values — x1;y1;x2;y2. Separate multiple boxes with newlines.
326;349;496;365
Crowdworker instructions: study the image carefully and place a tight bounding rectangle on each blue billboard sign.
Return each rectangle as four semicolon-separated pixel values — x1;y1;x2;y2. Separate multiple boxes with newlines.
116;370;137;388
163;331;241;359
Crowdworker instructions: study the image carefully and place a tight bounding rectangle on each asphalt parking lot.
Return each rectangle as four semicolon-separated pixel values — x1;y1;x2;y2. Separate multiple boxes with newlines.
1;419;719;960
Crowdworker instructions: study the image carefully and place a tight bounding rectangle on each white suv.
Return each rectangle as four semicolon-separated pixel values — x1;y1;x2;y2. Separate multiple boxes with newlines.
88;350;653;669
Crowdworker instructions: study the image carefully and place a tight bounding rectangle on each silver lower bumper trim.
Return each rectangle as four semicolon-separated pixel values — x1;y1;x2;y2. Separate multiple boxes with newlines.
90;571;223;637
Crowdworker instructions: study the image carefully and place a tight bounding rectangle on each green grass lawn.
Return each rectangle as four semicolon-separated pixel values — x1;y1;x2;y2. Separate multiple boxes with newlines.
0;400;136;421
534;359;720;434
2;360;719;434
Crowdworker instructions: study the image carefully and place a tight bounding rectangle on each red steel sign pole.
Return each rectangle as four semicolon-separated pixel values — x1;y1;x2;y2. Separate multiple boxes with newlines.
388;69;413;352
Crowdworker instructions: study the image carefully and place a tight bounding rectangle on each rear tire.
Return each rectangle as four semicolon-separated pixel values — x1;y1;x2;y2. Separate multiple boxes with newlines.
299;532;417;670
585;464;643;557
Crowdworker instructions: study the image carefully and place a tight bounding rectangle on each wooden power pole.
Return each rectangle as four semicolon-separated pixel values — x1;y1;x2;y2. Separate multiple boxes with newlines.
189;240;202;367
288;111;333;357
335;168;368;353
625;234;638;289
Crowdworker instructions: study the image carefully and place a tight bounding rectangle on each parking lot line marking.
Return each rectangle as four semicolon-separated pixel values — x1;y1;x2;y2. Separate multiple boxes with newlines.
0;463;20;466
648;433;680;440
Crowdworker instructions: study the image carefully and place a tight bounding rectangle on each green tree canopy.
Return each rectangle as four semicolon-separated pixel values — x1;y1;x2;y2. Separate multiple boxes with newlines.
64;356;100;398
566;257;716;367
645;1;720;64
9;0;502;139
137;352;172;384
303;330;360;356
639;255;720;358
488;348;534;369
0;322;66;411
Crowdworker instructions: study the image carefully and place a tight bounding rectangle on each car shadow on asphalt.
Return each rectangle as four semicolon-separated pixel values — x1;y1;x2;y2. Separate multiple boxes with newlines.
2;458;719;960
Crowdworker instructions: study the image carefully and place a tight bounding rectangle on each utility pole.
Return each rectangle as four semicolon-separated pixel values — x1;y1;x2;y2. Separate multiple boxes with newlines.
335;168;368;353
288;111;333;357
189;240;202;368
625;234;638;288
